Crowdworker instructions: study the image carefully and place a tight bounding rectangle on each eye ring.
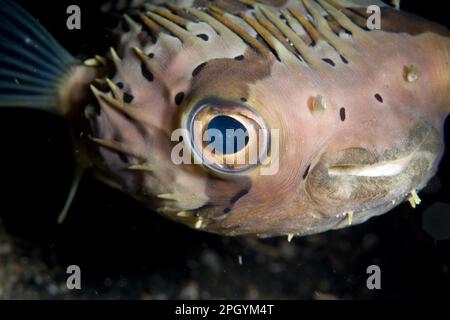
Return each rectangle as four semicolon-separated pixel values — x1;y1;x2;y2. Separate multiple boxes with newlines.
184;99;270;175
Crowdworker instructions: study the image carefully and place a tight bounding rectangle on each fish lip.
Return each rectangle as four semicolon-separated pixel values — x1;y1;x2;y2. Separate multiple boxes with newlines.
322;152;422;226
326;153;414;178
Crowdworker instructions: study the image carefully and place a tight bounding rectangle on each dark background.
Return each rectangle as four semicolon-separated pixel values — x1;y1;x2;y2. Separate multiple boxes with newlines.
0;0;448;299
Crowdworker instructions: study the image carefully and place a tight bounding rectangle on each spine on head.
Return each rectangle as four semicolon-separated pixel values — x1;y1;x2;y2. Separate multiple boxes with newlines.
0;0;76;114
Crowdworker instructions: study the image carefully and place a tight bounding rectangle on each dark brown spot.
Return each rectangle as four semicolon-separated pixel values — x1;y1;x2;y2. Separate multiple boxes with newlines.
322;58;335;67
196;34;209;41
192;62;208;77
148;53;155;59
374;93;383;103
223;208;231;214
116;82;124;89
342;29;352;36
340;108;346;122
123;93;134;103
234;55;245;61
175;92;185;106
295;54;304;63
141;62;154;82
240;97;247;103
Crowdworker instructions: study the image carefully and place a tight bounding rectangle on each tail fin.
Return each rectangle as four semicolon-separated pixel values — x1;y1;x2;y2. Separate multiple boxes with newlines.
0;0;85;223
0;0;76;113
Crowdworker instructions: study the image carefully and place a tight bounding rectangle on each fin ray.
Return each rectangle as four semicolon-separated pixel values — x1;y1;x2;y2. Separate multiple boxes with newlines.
1;0;73;64
0;0;76;112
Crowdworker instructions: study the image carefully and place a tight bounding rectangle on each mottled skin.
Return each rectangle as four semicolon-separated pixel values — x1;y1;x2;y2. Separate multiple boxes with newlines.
66;0;450;237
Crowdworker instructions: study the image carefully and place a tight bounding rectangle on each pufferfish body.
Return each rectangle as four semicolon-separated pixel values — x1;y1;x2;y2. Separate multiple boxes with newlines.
0;0;449;237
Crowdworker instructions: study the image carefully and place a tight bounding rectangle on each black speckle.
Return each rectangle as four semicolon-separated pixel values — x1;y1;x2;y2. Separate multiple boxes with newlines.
192;62;208;77
223;208;231;214
343;29;352;36
374;93;383;103
322;58;335;67
196;34;209;41
340;108;346;122
230;189;249;205
340;55;349;64
234;55;245;61
303;164;311;180
140;62;154;82
116;82;124;89
240;97;247;103
123;92;134;103
175;92;185;106
295;54;304;63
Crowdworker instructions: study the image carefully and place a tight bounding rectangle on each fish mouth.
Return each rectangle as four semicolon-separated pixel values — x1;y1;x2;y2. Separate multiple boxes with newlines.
305;137;439;228
327;154;414;178
315;153;420;231
309;139;440;231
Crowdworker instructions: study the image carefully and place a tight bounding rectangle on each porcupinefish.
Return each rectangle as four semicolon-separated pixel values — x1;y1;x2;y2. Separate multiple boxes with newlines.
0;0;449;238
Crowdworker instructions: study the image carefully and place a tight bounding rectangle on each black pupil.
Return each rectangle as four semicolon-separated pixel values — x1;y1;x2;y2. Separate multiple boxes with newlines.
207;115;249;154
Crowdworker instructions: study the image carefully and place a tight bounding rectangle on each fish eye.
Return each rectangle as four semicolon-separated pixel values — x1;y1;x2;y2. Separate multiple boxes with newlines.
185;100;270;174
